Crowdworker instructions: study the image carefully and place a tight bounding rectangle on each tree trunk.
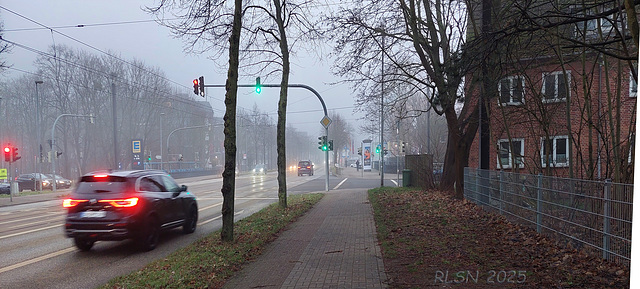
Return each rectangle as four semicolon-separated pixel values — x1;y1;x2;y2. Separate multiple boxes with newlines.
221;0;243;242
274;0;289;209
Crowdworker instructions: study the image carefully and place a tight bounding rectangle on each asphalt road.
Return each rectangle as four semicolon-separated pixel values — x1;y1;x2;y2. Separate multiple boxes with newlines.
0;168;394;289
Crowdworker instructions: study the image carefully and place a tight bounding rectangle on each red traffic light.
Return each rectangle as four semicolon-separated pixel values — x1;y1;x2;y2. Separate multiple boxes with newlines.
193;79;199;95
3;146;10;162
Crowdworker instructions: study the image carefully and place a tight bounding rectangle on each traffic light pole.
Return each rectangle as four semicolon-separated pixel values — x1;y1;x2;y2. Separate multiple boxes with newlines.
51;114;94;194
203;82;330;191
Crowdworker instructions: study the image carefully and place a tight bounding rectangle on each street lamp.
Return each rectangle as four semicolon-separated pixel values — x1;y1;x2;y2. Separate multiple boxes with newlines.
160;112;165;171
35;80;43;191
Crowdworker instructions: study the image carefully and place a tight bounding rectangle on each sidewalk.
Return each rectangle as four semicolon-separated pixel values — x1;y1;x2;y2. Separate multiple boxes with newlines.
222;188;388;289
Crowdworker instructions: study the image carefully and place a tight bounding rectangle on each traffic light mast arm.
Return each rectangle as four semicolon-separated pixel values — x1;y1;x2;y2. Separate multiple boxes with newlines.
202;81;330;191
202;83;328;117
51;113;94;193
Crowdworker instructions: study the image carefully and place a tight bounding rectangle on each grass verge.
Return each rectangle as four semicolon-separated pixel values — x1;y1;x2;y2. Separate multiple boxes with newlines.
101;193;323;289
368;187;629;288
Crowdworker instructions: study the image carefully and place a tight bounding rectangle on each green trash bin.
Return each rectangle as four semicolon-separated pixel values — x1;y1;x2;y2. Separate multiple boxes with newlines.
402;169;411;187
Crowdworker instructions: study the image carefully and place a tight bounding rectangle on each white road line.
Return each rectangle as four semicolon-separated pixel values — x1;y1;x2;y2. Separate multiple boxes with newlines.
199;202;223;212
9;216;65;230
198;215;221;226
197;210;244;226
333;178;348;190
0;247;76;274
0;212;61;225
0;224;62;241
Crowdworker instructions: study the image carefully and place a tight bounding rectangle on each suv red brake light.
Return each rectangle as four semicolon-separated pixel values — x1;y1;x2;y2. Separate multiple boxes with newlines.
99;197;139;207
63;199;88;208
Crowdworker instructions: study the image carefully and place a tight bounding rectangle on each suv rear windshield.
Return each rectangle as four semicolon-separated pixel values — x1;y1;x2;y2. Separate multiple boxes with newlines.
76;175;128;194
299;161;311;166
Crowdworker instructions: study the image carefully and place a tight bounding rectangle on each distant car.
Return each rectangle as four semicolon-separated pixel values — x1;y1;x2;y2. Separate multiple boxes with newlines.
350;163;357;168
252;164;267;175
63;170;198;252
15;173;53;192
0;183;10;195
297;160;314;176
46;174;73;189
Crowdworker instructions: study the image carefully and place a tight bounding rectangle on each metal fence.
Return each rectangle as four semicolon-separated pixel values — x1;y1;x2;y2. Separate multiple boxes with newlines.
464;167;633;265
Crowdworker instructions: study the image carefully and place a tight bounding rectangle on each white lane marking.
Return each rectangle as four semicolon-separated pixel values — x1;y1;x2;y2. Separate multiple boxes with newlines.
0;247;76;274
0;224;62;241
0;212;61;225
333;178;348;190
198;215;221;226
199;202;223;212
9;216;65;230
197;210;244;226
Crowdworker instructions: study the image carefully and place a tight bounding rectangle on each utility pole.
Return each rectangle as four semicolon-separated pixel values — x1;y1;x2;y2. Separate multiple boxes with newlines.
35;80;43;191
380;27;385;187
111;73;118;170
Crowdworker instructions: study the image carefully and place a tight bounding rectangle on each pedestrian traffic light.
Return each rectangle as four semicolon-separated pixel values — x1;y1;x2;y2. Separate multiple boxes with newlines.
3;146;10;162
255;77;262;94
375;144;380;154
318;136;327;151
12;147;20;162
193;79;199;95
198;76;205;97
328;140;333;151
384;148;388;155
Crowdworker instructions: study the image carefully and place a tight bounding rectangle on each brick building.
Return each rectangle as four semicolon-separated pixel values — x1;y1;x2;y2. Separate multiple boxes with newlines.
466;2;637;182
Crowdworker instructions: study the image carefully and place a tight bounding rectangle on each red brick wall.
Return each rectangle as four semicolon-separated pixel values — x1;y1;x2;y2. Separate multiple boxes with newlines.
468;60;636;180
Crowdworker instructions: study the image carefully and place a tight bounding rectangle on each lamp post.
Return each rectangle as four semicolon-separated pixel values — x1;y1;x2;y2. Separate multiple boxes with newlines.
35;80;43;191
160;112;165;171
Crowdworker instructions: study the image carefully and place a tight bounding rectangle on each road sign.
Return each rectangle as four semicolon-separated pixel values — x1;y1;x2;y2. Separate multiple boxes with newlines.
132;140;142;153
320;116;332;128
0;168;6;179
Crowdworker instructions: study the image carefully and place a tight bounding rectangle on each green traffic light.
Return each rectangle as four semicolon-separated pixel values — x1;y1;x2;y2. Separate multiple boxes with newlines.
255;77;262;94
322;144;328;151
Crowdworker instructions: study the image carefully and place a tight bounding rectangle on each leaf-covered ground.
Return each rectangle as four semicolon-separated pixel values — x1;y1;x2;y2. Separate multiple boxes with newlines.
368;187;629;288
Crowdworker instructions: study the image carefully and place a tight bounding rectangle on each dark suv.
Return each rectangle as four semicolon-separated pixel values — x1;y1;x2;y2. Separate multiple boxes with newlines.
297;160;314;176
63;170;198;251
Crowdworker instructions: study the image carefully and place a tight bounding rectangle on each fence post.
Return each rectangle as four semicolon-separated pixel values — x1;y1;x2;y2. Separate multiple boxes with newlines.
603;179;611;261
537;174;542;233
499;171;504;215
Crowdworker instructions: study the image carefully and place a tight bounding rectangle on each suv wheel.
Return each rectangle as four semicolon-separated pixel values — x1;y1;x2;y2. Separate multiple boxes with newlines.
183;206;198;234
138;216;160;251
74;237;95;251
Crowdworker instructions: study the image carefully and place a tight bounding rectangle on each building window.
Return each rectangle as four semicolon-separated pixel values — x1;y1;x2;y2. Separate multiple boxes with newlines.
585;17;614;38
498;76;524;105
541;136;569;167
542;71;570;102
497;138;524;169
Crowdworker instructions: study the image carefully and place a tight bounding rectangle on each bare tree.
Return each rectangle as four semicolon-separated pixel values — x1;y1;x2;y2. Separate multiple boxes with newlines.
329;0;481;198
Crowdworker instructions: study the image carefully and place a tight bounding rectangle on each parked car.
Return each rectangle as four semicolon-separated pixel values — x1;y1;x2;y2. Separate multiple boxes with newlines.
63;170;198;251
252;164;267;175
297;160;314;176
15;173;53;192
0;183;10;195
45;174;73;189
